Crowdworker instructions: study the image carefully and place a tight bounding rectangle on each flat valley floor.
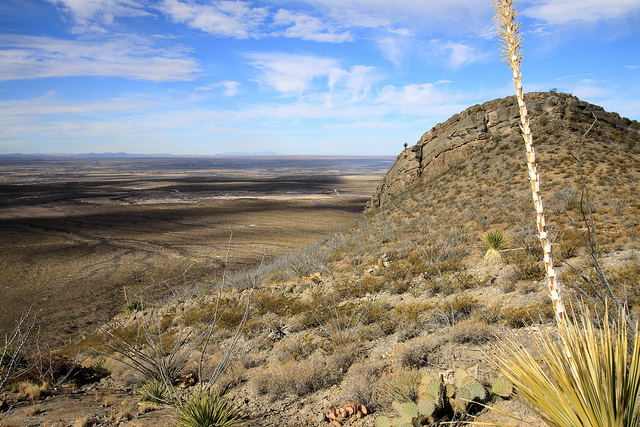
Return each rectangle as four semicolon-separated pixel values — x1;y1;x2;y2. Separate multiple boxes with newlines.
0;156;393;347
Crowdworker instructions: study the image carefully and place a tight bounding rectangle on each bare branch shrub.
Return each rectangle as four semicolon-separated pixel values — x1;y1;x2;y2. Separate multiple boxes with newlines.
1;305;38;391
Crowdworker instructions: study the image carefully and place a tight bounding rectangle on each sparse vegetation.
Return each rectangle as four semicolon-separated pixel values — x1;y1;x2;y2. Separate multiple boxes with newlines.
175;389;243;427
2;61;640;425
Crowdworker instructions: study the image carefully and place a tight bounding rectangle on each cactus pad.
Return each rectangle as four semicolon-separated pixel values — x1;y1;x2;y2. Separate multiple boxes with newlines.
417;396;436;417
392;401;419;421
460;380;487;401
491;376;513;397
454;368;469;384
375;416;392;427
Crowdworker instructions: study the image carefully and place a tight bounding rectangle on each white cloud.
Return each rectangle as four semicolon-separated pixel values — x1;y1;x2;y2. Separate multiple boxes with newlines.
377;37;404;67
522;0;640;25
0;34;201;82
246;52;339;96
46;0;151;33
300;0;491;35
272;9;352;43
160;0;268;38
429;40;487;70
197;80;241;96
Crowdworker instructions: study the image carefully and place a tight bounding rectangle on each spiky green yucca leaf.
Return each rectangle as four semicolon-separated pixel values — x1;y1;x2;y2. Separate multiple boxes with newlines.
481;230;509;252
139;379;169;404
481;230;509;262
175;390;243;427
496;308;640;427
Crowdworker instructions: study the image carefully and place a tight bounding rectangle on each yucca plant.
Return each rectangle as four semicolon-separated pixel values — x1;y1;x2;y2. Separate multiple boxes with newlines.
481;230;509;262
139;379;170;405
492;0;566;325
495;308;640;426
175;389;243;427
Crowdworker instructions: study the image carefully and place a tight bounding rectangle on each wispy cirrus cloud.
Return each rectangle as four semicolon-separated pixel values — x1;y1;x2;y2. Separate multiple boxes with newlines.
301;0;492;35
0;34;201;82
159;0;269;38
522;0;640;25
196;80;241;96
428;39;489;70
45;0;152;33
272;9;352;43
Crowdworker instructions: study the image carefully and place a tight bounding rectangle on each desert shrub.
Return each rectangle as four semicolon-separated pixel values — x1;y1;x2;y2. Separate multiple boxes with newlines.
399;337;440;369
250;290;308;318
252;343;358;398
11;352;95;386
271;333;319;363
503;250;545;281
341;359;389;409
309;294;373;347
501;302;554;328
434;294;480;326
379;369;421;404
448;319;496;344
556;228;583;260
125;299;144;314
175;389;243;427
478;303;503;325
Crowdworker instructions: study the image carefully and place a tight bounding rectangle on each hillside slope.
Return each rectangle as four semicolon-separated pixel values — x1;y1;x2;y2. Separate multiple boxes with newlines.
4;92;640;426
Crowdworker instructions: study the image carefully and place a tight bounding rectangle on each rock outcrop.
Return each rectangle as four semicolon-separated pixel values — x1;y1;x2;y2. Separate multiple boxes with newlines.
368;92;640;209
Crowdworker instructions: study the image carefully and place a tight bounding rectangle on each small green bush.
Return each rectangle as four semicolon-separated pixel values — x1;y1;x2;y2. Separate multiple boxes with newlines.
125;300;144;314
175;389;242;427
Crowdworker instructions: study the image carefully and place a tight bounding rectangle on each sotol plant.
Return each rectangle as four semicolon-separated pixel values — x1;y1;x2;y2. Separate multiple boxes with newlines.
493;1;640;426
496;308;640;426
493;0;566;325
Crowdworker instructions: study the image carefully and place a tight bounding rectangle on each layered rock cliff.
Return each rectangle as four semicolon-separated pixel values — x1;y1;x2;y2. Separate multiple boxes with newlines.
368;92;640;209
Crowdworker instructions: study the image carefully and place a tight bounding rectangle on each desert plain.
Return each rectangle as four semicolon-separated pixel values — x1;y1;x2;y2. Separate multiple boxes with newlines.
0;155;394;348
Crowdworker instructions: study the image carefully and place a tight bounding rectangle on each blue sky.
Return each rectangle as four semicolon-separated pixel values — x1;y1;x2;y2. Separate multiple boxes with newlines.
1;0;639;155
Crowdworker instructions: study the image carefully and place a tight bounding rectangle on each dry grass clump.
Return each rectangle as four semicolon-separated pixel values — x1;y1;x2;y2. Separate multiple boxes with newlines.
15;380;45;401
252;343;359;398
398;336;440;369
379;369;421;405
500;302;554;328
23;402;43;416
341;359;389;409
271;332;319;363
448;319;497;345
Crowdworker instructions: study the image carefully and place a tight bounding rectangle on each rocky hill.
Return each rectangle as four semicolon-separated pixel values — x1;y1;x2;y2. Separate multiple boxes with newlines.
370;92;640;208
3;92;640;427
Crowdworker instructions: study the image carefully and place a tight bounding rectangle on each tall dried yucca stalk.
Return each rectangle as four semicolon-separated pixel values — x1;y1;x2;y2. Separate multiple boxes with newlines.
493;0;566;326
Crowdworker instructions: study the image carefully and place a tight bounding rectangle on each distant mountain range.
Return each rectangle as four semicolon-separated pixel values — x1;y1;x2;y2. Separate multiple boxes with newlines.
0;151;282;158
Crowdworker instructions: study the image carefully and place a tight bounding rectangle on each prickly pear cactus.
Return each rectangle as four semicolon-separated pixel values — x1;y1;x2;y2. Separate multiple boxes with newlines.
445;383;456;398
417;396;436;417
375;416;392;427
454;368;469;384
460;380;487;401
392;401;419;421
491;376;513;398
